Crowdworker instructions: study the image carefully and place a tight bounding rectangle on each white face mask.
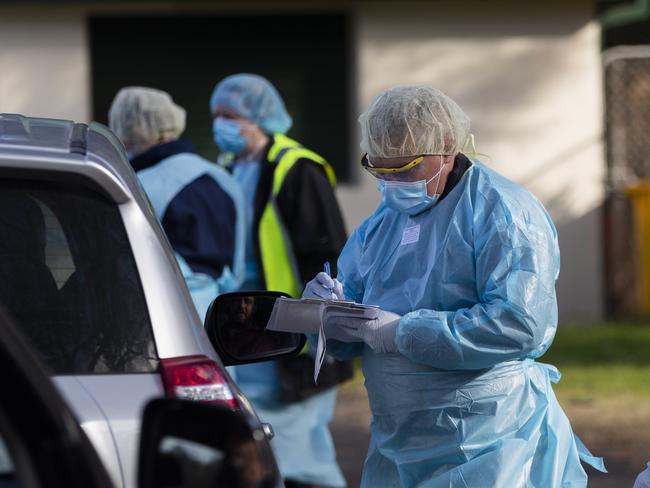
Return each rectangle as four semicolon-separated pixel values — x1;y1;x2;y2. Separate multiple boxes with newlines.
378;156;444;215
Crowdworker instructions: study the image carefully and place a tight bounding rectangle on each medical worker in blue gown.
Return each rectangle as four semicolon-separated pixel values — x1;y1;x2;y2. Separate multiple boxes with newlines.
303;85;607;487
109;87;245;319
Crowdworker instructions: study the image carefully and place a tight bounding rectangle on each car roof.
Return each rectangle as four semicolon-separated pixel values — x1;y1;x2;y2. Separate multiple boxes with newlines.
0;113;143;205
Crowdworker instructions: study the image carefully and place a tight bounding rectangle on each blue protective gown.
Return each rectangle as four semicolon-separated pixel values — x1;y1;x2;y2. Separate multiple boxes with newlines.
231;158;346;487
232;161;263;291
328;160;605;487
137;151;246;319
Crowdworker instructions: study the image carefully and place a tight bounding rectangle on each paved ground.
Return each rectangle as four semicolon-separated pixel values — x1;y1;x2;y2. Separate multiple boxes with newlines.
330;382;646;487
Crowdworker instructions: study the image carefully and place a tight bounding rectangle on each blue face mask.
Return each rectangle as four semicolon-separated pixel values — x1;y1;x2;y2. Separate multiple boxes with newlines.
213;117;248;154
378;157;444;215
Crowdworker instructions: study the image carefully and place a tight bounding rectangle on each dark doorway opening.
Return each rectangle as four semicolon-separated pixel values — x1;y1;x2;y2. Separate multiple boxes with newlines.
89;13;351;180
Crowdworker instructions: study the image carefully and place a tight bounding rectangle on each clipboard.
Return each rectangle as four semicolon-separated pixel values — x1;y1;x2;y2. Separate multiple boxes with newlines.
266;297;379;334
266;297;380;383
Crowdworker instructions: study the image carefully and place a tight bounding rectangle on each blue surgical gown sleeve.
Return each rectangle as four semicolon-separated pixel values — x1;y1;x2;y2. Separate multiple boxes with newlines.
396;196;560;370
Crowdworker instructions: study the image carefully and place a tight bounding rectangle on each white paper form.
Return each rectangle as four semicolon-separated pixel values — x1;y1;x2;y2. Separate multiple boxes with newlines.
266;297;380;382
266;297;379;334
266;297;325;334
314;324;327;384
314;301;379;383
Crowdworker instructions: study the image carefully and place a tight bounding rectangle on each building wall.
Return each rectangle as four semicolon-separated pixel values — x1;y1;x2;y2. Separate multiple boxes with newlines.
0;1;604;322
0;10;90;122
337;0;604;322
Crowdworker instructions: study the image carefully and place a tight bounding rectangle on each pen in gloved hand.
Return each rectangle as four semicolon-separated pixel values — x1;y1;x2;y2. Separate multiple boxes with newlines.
322;261;344;300
303;262;344;300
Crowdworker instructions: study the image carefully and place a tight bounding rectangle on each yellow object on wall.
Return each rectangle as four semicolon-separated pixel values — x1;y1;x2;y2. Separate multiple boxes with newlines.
626;182;650;313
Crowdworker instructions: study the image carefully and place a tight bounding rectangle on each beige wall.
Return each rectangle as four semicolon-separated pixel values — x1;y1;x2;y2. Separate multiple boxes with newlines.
0;11;90;122
0;2;604;321
337;0;604;322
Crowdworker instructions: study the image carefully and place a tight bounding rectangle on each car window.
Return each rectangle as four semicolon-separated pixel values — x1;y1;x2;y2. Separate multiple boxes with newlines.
40;202;75;290
0;179;157;374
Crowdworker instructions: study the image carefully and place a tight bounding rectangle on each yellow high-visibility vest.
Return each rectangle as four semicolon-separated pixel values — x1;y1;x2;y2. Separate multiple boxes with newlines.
259;134;336;297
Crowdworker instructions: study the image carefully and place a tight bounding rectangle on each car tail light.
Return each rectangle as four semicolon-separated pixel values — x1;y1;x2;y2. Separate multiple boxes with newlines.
159;355;239;409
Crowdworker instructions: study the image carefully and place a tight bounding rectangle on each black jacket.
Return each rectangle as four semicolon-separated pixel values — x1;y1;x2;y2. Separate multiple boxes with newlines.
252;139;348;289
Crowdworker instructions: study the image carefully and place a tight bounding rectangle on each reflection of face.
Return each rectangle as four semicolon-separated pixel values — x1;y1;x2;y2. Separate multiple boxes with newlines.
234;296;255;323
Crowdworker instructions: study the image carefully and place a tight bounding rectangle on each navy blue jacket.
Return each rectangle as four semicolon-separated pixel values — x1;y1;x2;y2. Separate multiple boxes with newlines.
131;139;236;279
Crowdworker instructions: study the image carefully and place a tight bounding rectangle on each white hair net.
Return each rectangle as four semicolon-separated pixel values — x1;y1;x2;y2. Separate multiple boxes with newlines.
209;74;292;135
359;85;471;158
108;87;186;147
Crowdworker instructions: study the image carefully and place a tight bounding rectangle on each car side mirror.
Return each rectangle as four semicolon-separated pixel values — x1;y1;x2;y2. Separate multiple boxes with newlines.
138;399;279;488
205;291;305;366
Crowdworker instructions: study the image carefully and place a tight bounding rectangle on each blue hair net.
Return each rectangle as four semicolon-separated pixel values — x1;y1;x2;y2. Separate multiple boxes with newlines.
209;74;292;135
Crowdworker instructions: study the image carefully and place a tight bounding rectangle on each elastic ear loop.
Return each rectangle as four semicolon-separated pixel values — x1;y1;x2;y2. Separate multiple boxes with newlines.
463;133;491;162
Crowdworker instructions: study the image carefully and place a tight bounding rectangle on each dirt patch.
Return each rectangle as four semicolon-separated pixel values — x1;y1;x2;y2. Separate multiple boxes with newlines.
561;395;650;487
331;384;649;487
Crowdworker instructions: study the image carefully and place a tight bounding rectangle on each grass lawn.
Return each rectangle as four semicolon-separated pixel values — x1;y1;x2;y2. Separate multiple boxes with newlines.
540;323;650;484
541;323;650;401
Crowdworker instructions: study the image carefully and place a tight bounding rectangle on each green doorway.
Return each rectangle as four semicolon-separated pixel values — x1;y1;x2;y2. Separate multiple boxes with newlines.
89;13;352;180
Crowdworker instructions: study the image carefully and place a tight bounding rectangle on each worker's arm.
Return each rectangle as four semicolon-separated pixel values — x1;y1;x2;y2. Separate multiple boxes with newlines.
395;198;560;370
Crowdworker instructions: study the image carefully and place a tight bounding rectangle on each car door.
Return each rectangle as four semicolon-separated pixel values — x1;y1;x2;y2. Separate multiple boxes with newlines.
0;306;115;488
0;177;161;488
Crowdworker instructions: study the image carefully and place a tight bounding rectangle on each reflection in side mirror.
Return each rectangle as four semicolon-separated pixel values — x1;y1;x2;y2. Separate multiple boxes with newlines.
205;292;305;365
138;399;278;488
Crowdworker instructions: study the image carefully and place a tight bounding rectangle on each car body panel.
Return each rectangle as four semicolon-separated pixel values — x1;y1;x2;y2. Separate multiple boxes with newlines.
0;114;273;488
72;374;164;488
117;200;217;360
53;376;125;487
0;308;114;488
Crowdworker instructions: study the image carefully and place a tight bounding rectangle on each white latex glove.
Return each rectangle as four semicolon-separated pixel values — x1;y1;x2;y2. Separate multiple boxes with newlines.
324;310;401;353
302;272;345;300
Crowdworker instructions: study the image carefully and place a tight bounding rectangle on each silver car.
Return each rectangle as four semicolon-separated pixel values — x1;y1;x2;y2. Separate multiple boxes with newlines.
0;114;288;488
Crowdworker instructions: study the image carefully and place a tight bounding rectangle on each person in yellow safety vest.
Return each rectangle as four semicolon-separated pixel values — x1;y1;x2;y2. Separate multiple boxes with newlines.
209;74;349;488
